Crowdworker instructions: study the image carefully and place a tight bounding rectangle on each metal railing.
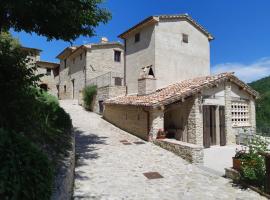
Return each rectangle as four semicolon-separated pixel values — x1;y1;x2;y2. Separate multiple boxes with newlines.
86;71;124;88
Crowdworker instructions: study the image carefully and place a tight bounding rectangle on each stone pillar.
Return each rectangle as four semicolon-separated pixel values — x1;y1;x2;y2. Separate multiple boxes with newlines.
250;99;256;134
138;77;156;95
224;82;235;144
149;109;164;141
187;96;203;146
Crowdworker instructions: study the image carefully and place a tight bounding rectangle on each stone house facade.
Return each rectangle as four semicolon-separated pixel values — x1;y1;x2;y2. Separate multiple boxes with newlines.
56;38;125;113
23;47;60;97
103;14;258;160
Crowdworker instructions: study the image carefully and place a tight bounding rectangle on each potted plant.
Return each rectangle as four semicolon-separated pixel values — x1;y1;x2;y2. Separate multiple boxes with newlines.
157;129;166;139
233;147;247;171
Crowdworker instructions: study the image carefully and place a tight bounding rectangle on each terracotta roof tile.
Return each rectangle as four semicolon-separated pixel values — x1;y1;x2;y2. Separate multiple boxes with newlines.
104;73;259;108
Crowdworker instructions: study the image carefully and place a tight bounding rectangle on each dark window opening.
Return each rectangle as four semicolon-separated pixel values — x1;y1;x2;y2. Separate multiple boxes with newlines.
114;77;122;86
114;50;121;62
73;58;75;64
135;33;140;43
64;85;66;93
46;68;51;75
148;67;155;77
99;100;104;113
182;34;189;43
80;53;82;60
40;83;48;91
64;59;67;68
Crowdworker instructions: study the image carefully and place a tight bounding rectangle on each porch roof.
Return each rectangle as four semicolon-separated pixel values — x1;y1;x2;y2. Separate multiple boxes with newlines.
104;72;259;108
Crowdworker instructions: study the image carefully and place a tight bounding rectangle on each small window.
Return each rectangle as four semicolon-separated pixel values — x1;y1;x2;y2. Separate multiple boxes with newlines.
80;53;82;60
46;68;51;75
72;58;75;64
64;85;66;93
135;33;140;43
114;50;121;62
182;34;189;43
64;59;67;68
114;77;122;86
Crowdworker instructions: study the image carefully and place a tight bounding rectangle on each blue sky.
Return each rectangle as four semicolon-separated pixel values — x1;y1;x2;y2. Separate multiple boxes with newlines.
11;0;270;82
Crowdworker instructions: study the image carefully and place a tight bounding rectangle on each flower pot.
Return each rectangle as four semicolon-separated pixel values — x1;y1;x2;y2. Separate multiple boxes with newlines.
233;157;242;171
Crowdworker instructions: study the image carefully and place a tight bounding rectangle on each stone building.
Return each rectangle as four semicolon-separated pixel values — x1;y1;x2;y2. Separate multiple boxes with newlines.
103;14;258;159
22;47;60;97
56;38;125;113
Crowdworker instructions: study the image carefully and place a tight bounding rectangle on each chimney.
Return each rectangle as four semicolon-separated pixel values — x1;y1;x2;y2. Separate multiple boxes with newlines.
138;66;156;95
101;37;108;43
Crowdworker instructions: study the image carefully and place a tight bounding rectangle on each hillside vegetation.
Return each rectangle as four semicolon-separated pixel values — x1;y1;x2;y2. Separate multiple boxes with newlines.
249;76;270;131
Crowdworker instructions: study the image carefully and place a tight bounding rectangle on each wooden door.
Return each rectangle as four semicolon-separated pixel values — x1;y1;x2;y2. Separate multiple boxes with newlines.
210;106;217;145
219;106;226;146
203;106;211;148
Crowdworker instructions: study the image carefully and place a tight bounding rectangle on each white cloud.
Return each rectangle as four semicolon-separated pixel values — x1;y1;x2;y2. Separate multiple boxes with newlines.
211;57;270;83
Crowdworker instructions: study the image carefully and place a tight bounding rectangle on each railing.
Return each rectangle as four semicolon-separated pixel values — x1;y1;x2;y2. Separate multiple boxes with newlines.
86;71;124;88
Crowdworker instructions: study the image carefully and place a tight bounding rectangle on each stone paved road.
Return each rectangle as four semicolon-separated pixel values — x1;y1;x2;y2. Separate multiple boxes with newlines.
60;100;265;200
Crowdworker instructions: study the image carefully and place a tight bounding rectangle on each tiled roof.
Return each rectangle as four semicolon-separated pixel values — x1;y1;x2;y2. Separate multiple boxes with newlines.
104;73;259;108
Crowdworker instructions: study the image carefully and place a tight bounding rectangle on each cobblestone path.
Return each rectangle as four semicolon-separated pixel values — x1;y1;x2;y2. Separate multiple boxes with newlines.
60;100;265;200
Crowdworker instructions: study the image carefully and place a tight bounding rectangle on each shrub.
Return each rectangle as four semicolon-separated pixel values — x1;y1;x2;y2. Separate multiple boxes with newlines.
83;85;97;110
240;135;269;188
0;128;53;200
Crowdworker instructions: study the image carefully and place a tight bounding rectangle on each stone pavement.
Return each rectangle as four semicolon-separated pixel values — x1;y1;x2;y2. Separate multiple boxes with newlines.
60;100;265;200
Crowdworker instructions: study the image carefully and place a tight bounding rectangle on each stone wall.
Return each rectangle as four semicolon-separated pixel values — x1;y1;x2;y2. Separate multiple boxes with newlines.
103;105;148;140
51;132;75;200
149;109;164;141
92;86;126;113
154;139;204;165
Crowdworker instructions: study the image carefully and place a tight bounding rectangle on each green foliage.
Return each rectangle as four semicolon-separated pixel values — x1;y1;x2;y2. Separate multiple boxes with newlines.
0;32;73;198
240;135;269;188
249;76;270;130
0;128;53;200
83;85;97;110
0;0;111;41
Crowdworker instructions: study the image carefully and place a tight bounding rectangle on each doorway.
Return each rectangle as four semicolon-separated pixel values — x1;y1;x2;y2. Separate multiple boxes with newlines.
99;100;104;113
203;105;217;148
203;105;226;148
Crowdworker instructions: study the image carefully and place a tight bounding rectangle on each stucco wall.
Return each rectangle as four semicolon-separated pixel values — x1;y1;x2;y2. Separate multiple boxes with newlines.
155;19;210;89
103;105;148;140
125;25;156;94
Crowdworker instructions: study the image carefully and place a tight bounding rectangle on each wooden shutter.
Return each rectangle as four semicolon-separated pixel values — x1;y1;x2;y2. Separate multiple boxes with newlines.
219;106;226;146
203;106;211;148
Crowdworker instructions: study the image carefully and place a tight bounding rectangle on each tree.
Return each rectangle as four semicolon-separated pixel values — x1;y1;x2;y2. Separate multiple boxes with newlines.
0;0;111;41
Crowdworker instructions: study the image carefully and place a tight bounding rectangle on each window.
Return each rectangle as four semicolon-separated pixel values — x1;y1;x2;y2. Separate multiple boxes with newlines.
64;85;66;93
182;34;189;43
114;77;122;86
231;101;250;127
80;53;82;60
46;68;51;75
114;50;121;62
135;33;140;43
64;59;67;68
72;58;75;64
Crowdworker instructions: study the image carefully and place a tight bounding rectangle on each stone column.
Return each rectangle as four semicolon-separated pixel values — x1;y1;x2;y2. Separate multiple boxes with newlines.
250;99;256;134
187;96;203;146
149;109;164;141
224;82;235;145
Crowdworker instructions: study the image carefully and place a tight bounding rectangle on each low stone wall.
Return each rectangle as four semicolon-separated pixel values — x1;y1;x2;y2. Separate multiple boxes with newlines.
51;132;75;200
154;139;204;165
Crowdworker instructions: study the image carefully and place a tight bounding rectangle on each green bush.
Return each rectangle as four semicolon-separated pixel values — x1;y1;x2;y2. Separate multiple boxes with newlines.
240;136;269;188
83;85;97;110
0;128;53;200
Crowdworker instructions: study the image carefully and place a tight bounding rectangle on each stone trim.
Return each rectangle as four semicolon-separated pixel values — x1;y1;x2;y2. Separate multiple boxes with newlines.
154;139;204;165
